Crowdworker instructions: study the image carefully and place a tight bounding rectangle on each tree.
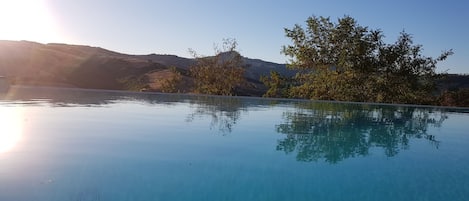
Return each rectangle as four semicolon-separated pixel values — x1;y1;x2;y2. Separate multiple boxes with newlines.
265;15;453;104
189;38;246;96
439;88;469;107
260;71;292;98
160;66;184;93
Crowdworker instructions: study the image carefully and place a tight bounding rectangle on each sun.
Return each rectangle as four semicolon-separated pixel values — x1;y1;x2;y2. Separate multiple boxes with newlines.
0;0;60;43
0;106;24;154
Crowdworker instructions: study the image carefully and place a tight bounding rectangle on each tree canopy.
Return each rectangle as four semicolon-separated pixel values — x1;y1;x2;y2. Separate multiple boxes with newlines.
263;16;453;105
189;39;246;96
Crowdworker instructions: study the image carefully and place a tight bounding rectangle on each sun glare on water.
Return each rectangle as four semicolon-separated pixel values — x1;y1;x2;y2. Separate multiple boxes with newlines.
0;0;60;43
0;107;24;154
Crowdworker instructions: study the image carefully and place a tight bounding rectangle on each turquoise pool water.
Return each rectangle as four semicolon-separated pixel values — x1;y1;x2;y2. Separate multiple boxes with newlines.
1;86;469;201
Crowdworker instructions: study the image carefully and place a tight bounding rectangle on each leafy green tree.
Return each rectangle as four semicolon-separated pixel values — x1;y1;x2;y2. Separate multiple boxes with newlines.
189;38;246;96
260;71;292;98
266;15;453;104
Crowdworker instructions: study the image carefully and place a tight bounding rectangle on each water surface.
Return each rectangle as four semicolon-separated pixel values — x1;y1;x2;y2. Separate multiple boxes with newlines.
1;86;469;201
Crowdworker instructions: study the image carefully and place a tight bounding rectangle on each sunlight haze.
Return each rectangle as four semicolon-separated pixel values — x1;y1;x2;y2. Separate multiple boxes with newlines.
0;0;62;43
0;107;24;153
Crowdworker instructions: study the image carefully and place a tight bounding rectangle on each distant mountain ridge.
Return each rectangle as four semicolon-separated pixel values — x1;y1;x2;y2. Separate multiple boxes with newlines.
136;52;296;81
0;40;295;96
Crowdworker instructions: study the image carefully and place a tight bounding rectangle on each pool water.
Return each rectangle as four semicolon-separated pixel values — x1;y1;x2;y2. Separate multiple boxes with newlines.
1;86;469;201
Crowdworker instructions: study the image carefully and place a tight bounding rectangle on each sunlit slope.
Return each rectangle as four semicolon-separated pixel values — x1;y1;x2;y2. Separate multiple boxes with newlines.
0;41;166;90
0;41;296;95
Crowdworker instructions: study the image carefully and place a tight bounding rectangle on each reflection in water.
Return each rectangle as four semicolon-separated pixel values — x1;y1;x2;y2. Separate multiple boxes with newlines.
275;102;447;163
1;86;130;107
0;106;23;153
1;87;468;201
185;96;245;134
0;86;454;163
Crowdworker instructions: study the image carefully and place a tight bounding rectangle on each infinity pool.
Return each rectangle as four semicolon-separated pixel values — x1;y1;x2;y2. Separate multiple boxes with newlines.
1;86;469;201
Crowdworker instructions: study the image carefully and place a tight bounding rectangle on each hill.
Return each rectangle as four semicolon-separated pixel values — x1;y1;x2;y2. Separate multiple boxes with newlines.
2;40;467;100
0;40;167;90
439;74;469;90
0;40;294;96
136;53;295;81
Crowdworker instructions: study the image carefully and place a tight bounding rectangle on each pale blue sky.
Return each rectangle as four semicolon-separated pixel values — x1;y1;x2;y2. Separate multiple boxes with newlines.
1;0;468;73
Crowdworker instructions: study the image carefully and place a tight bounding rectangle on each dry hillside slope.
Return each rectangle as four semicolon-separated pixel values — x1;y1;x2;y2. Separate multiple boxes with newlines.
0;40;294;95
0;41;171;90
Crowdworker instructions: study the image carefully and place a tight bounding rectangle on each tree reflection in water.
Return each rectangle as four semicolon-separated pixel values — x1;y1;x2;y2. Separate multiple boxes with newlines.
4;86;451;163
186;96;246;135
276;102;447;163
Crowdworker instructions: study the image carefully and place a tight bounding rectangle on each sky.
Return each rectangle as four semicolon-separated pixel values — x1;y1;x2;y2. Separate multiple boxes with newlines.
0;0;468;73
